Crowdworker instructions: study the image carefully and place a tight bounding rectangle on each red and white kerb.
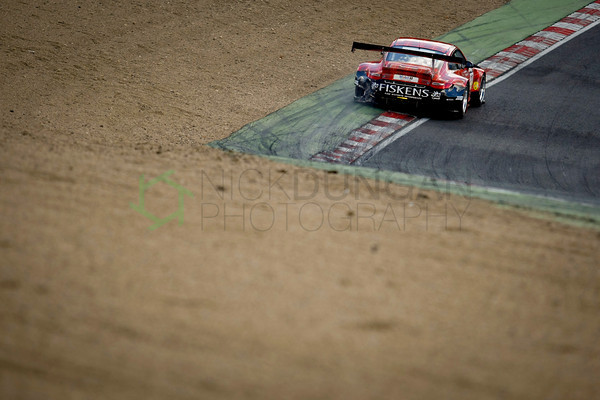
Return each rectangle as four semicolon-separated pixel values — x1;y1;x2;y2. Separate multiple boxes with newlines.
310;112;415;164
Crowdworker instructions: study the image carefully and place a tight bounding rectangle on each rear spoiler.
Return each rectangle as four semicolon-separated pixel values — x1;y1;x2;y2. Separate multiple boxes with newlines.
351;41;469;66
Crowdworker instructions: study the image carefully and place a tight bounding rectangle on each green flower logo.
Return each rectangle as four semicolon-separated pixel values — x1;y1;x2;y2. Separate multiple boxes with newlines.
130;170;193;230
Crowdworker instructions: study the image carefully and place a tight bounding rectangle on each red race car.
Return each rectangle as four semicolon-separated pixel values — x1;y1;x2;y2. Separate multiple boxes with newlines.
352;38;486;118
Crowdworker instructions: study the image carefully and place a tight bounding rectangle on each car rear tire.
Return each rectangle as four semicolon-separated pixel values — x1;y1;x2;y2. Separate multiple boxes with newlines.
453;83;469;119
354;85;365;99
471;75;486;107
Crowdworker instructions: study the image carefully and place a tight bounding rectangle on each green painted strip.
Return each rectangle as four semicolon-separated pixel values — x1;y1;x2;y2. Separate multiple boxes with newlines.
440;0;595;63
212;78;381;159
211;0;594;158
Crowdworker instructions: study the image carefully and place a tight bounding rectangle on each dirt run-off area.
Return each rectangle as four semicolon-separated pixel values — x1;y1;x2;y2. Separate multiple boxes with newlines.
1;0;599;399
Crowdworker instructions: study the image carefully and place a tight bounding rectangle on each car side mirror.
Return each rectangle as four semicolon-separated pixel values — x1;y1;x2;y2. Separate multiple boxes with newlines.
464;61;474;68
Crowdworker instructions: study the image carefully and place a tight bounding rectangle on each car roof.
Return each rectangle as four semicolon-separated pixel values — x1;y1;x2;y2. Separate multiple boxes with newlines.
390;37;456;56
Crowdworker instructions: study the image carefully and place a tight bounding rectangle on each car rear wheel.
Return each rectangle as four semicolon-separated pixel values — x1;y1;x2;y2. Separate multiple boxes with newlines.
453;83;469;119
354;86;365;97
354;85;365;99
471;75;486;107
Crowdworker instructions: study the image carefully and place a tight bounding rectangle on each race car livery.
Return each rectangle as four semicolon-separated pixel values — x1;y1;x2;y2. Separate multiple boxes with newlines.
352;38;486;117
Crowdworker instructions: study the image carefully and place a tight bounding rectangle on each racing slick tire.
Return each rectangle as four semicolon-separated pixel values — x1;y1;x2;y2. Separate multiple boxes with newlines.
452;82;469;119
354;85;365;101
471;75;486;107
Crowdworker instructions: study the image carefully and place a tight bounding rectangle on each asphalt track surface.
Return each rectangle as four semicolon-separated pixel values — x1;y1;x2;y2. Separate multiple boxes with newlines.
361;24;600;206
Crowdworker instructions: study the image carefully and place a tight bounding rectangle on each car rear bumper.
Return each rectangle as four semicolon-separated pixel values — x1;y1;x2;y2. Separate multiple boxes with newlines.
355;77;466;107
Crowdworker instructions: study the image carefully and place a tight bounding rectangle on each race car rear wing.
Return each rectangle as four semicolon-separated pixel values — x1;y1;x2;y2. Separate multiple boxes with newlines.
351;41;470;66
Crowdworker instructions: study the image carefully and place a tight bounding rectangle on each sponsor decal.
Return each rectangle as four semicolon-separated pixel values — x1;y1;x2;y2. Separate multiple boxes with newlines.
431;91;441;100
378;83;431;99
473;81;479;91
